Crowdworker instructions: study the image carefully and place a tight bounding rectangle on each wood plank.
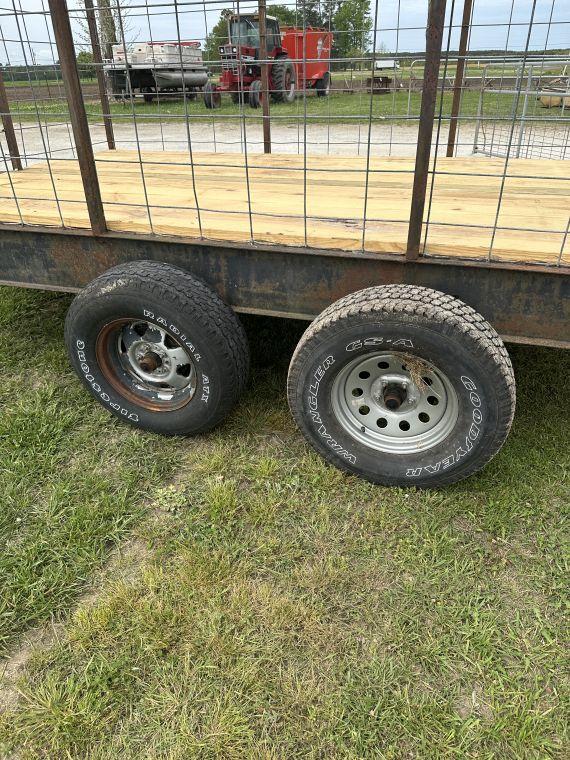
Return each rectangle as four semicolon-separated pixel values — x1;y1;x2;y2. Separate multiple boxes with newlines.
0;150;567;263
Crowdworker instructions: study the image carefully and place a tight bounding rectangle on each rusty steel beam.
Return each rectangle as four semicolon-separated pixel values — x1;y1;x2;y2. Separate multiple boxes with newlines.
48;0;107;235
258;0;272;154
406;0;447;260
0;69;22;171
446;0;473;157
84;0;115;150
0;226;568;348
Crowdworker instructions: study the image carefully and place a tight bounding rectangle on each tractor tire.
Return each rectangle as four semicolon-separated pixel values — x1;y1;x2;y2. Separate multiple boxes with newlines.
203;82;221;109
271;57;296;103
287;285;516;488
249;79;262;108
65;261;250;436
316;72;331;97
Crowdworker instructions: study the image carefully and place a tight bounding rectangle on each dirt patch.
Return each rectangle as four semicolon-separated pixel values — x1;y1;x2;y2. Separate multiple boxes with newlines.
0;623;64;713
451;516;511;559
454;683;493;721
0;522;169;714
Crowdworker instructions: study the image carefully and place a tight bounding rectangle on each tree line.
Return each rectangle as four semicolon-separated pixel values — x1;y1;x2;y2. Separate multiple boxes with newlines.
204;1;373;67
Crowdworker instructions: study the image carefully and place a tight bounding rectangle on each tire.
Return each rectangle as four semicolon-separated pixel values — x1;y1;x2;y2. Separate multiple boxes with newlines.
64;261;250;436
249;79;262;108
271;57;296;103
316;72;331;97
203;82;221;109
287;285;515;488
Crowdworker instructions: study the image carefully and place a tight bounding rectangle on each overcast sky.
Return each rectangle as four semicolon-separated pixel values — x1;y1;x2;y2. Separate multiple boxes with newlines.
0;0;567;66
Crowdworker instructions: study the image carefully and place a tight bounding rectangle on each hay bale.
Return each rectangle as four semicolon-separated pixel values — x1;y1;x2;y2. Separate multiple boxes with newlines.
539;95;562;108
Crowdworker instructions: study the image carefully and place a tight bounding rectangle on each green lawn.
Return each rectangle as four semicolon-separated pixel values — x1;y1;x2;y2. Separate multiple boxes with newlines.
0;285;568;758
6;87;536;125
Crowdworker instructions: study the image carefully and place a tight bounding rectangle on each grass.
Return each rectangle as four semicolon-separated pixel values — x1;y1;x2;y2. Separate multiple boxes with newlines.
0;286;568;758
0;287;182;653
7;57;568;127
6;87;543;126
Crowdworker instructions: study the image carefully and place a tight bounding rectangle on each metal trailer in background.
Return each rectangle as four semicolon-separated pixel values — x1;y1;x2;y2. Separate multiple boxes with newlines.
104;40;209;101
0;0;568;489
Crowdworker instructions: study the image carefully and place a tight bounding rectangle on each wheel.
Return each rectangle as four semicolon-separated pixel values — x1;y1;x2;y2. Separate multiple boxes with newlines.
249;79;262;108
64;261;249;436
316;71;331;97
203;82;221;109
287;285;516;488
143;89;155;103
271;57;296;103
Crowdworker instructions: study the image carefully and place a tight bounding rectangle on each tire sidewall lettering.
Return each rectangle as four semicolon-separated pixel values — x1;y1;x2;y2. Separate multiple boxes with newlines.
75;337;140;422
306;353;357;465
143;308;202;363
406;374;484;478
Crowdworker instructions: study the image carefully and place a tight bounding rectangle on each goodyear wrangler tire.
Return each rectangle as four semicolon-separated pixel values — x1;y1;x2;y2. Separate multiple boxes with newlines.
287;285;516;487
64;261;249;436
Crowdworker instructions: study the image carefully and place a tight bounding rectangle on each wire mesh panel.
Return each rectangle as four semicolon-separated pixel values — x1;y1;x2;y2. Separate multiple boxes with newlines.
473;60;570;159
422;0;569;265
0;0;568;266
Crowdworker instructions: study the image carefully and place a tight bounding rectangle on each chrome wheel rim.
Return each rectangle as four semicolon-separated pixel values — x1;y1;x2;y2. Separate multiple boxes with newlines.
331;352;458;453
96;319;197;411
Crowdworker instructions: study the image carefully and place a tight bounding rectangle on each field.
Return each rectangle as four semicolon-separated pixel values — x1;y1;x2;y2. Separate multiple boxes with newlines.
0;285;568;758
4;80;557;125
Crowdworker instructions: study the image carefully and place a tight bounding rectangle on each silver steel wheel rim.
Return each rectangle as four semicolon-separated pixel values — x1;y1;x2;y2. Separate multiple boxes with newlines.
115;320;196;405
331;352;459;454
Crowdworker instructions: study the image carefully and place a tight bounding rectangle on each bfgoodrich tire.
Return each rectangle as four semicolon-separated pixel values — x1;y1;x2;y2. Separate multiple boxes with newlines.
287;285;516;488
65;261;249;436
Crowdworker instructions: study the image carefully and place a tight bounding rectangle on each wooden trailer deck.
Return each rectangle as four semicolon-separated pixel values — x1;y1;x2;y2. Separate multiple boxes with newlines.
0;151;567;264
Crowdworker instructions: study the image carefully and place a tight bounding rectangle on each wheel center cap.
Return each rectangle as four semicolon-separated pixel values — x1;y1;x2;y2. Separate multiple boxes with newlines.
138;350;163;373
371;373;420;412
383;383;407;410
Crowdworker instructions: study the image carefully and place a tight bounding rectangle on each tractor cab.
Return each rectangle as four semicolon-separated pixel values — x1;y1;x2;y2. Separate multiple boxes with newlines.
224;14;282;59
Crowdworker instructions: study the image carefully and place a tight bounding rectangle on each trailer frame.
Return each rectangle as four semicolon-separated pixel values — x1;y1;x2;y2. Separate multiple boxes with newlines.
0;224;567;349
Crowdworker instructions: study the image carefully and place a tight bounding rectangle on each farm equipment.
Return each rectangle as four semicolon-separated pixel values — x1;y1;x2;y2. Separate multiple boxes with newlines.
105;41;208;101
203;13;332;108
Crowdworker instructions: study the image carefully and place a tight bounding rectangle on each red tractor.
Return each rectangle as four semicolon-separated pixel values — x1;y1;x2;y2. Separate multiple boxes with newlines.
203;13;332;108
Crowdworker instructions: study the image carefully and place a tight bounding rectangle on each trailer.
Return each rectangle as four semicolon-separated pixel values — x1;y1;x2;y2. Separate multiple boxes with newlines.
104;41;208;101
0;0;568;489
